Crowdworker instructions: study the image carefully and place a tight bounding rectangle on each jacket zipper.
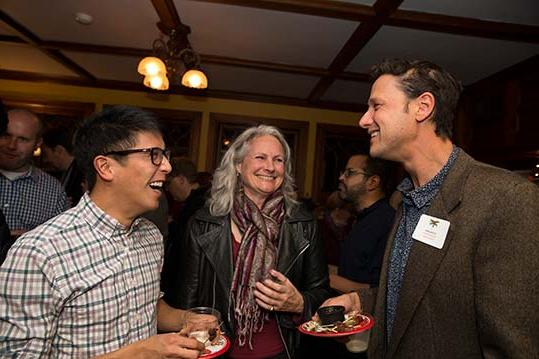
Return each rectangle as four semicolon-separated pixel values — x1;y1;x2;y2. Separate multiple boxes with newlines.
277;241;311;359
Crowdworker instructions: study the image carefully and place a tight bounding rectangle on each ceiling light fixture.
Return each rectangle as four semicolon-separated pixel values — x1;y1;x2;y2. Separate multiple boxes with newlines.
137;24;207;91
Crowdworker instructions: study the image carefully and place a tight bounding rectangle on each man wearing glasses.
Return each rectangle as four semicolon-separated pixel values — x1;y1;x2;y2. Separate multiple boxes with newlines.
0;106;203;358
329;154;395;293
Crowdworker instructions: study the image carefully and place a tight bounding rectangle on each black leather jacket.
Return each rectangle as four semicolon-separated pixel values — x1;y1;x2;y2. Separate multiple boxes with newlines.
169;204;331;358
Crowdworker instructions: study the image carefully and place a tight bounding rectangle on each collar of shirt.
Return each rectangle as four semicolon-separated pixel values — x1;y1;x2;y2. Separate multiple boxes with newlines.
79;193;144;242
397;146;460;209
0;166;34;181
357;197;388;219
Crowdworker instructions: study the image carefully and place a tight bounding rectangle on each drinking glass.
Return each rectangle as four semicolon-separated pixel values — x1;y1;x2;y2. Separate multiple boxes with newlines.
183;307;221;344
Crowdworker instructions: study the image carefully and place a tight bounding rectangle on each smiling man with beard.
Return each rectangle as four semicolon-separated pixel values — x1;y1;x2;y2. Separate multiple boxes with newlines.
0;106;203;359
329;154;395;293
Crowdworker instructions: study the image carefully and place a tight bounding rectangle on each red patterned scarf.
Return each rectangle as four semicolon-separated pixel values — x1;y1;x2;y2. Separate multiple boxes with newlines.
230;189;285;349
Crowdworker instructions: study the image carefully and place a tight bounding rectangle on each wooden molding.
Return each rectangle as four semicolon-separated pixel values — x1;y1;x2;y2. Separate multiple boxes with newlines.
2;96;95;117
0;69;365;112
0;35;370;83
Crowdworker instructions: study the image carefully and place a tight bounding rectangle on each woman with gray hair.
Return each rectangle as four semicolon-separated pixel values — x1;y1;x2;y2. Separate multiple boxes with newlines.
174;125;330;358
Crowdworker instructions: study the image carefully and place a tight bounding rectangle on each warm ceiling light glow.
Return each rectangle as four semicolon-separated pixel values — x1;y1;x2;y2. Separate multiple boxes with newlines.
138;57;166;76
33;147;41;157
143;74;169;90
181;69;208;89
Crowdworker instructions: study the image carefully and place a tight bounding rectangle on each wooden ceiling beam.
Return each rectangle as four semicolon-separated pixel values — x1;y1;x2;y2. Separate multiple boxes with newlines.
187;0;375;21
307;0;403;102
151;0;183;30
190;0;539;43
0;69;365;112
0;35;370;82
389;9;539;44
201;54;369;81
44;40;153;58
0;10;96;81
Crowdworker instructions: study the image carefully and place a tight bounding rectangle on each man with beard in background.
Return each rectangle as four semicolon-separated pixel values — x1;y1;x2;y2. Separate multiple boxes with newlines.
330;154;395;293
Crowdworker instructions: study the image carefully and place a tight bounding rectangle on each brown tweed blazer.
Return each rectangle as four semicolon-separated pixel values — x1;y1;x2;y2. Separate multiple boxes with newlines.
364;151;539;359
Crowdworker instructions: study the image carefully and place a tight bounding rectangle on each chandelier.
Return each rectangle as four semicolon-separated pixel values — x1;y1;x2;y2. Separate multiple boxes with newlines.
137;24;208;91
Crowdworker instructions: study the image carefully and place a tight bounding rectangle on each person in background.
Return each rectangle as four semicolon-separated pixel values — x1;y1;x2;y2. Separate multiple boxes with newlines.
161;157;208;302
195;170;213;190
0;109;68;237
0;106;203;358
330;154;395;293
142;193;170;242
41;127;84;206
320;191;354;267
173;125;331;358
0;100;12;265
318;59;539;358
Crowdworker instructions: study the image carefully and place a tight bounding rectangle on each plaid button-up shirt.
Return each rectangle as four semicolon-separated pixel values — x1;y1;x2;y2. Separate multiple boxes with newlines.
0;166;68;230
0;193;164;358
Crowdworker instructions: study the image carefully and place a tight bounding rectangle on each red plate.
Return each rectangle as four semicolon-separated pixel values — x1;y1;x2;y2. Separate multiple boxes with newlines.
298;314;374;338
200;335;231;358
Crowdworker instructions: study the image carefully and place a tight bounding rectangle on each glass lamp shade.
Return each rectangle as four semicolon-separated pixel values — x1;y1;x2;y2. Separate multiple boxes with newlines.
143;74;169;90
181;69;208;89
138;57;166;76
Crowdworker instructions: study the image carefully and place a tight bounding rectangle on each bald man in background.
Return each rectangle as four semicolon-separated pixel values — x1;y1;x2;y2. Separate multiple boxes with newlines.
0;109;68;237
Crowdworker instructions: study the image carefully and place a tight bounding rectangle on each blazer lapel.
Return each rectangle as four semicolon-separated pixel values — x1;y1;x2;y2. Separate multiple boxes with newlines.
386;151;473;358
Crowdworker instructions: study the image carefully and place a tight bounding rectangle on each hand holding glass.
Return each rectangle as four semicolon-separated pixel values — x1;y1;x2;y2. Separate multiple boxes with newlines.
183;307;221;345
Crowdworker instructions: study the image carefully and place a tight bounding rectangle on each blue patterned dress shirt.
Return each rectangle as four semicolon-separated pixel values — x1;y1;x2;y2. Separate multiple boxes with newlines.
386;146;460;342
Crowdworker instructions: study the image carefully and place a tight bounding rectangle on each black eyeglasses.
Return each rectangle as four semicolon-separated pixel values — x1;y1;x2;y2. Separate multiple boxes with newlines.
103;147;171;166
340;168;371;178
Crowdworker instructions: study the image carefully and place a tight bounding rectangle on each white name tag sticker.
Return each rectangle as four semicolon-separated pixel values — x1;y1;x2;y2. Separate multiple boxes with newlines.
412;214;450;249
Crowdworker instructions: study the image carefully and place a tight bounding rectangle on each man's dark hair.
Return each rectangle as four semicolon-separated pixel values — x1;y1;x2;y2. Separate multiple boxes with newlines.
370;59;462;139
355;153;394;196
0;100;7;134
73;105;163;190
169;157;197;183
42;127;75;153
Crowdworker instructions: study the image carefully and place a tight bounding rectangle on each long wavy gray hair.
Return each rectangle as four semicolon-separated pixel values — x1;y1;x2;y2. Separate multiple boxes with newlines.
208;125;298;216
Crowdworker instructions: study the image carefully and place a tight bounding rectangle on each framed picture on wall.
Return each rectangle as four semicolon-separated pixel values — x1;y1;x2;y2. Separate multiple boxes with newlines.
207;113;308;197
